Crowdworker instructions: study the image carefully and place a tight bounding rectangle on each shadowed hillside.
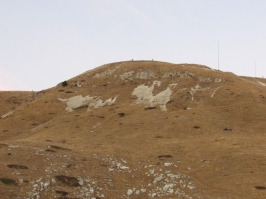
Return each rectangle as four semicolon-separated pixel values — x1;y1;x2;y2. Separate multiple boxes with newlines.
1;61;266;199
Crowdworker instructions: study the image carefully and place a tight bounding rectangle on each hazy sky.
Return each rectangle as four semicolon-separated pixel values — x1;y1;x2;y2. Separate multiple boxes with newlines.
1;0;266;91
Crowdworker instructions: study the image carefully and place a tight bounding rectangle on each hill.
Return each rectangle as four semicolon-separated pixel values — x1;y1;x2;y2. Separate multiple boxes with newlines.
1;61;266;199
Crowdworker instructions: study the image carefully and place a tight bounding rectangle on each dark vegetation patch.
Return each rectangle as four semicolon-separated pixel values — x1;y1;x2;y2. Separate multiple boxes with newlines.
223;128;232;131
49;145;71;151
144;107;157;110
56;190;68;196
158;155;172;159
98;116;105;118
193;126;200;129
65;91;74;93
118;112;125;117
3;130;8;132
0;178;17;185
46;140;53;142
183;107;188;110
55;175;80;187
58;90;65;92
49;112;55;115
7;153;12;155
0;143;8;147
7;164;28;169
31;123;38;126
45;149;56;152
255;186;266;190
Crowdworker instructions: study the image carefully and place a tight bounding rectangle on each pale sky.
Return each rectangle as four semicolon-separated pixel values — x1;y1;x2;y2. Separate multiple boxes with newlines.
1;0;266;91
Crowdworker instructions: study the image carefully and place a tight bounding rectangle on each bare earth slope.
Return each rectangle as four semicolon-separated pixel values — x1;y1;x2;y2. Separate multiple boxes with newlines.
1;61;266;199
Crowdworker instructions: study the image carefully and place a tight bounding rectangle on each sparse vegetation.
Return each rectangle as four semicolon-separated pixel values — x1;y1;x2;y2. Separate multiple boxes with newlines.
49;145;71;151
0;178;17;185
255;186;266;190
1;61;266;198
56;190;68;196
7;164;28;169
55;175;80;187
158;155;172;159
0;143;8;148
118;112;125;117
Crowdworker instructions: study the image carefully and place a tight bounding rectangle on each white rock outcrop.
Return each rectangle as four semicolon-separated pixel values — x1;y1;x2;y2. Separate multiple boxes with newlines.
132;81;176;111
59;95;117;112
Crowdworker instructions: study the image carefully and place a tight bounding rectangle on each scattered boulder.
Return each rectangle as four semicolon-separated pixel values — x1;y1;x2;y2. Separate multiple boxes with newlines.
77;176;84;186
43;181;50;189
127;189;134;196
62;81;68;87
70;80;85;87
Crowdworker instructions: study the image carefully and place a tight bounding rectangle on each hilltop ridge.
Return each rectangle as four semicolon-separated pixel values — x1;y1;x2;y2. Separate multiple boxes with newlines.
1;61;266;199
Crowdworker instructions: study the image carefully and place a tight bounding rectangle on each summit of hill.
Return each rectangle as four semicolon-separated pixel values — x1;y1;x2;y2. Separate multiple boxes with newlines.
1;60;266;199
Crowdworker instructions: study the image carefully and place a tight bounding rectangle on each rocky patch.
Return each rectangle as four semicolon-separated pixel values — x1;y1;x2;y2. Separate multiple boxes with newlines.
132;81;174;111
58;95;117;112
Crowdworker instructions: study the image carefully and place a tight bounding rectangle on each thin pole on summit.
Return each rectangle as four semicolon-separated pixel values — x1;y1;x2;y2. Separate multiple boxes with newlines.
218;40;220;70
255;60;256;77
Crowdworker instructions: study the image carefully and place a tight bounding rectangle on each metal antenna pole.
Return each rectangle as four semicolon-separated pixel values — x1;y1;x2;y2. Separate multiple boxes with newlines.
218;40;219;70
255;60;256;77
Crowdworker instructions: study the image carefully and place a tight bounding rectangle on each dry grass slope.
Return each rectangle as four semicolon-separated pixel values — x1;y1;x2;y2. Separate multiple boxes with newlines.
1;61;266;199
